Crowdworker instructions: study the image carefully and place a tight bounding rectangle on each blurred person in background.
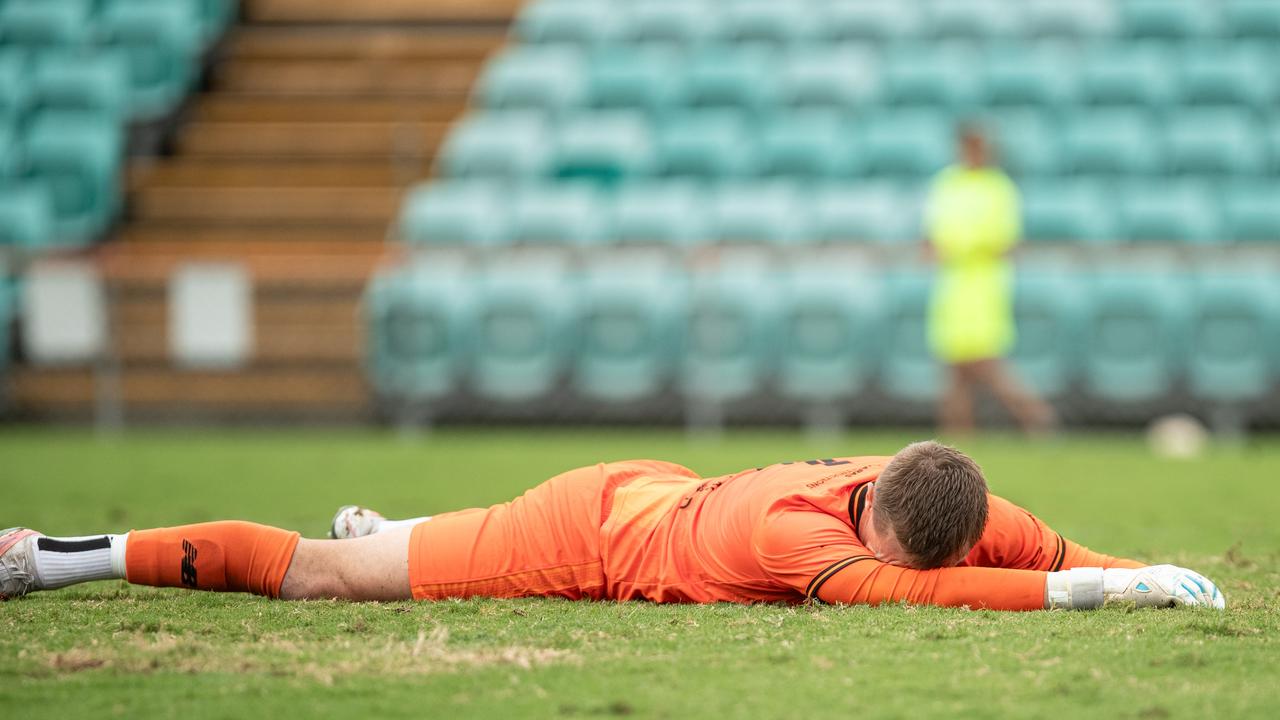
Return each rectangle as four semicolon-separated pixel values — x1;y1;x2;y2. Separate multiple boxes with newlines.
924;124;1056;437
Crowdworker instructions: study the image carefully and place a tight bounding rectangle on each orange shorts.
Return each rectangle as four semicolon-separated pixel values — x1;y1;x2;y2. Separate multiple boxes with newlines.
408;461;693;601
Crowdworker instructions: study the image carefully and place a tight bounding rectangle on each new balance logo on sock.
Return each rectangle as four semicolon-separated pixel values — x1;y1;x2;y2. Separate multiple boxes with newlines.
180;540;198;587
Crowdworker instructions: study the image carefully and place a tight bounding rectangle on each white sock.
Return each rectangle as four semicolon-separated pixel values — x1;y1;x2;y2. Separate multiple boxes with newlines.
377;516;432;533
32;533;128;590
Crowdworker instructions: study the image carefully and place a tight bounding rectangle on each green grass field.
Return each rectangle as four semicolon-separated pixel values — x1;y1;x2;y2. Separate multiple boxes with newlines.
2;428;1278;719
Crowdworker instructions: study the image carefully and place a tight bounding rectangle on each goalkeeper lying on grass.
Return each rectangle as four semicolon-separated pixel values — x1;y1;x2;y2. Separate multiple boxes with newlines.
1;441;1223;611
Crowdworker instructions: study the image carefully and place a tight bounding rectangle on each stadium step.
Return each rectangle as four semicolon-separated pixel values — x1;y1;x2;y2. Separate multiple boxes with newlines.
242;0;520;24
117;225;392;245
129;159;420;190
212;59;481;96
191;95;468;123
227;27;504;62
129;187;403;226
175;121;449;159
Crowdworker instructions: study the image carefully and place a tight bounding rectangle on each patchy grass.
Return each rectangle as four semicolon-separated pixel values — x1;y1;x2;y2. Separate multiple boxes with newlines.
2;428;1279;718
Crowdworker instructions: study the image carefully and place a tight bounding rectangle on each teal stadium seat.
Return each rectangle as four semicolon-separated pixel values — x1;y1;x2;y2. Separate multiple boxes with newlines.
880;271;941;403
396;181;510;247
883;43;981;110
622;0;722;46
515;0;621;46
0;51;30;125
0;0;94;50
776;269;885;404
29;51;129;121
860;110;952;177
1266;121;1280;174
1021;179;1117;243
1164;108;1263;176
1177;44;1273;110
573;266;685;402
990;111;1064;178
586;46;681;113
508;183;608;247
1011;272;1086;397
1082;273;1188;403
680;270;777;404
553;111;654;183
711;182;808;246
1078;43;1176;108
1119;0;1220;40
821;0;923;43
1118;180;1221;245
929;0;1025;40
0;181;54;249
776;46;880;110
811;182;915;244
756;110;854;178
22;112;123;243
610;181;712;247
0;118;18;177
720;0;818;46
364;265;474;402
437;112;552;178
1187;272;1280;403
476;46;587;112
99;0;202;120
678;46;776;111
1061;110;1160;175
1222;181;1280;242
194;0;239;46
1024;0;1119;38
1224;0;1280;39
979;44;1077;110
471;266;577;402
657;110;755;178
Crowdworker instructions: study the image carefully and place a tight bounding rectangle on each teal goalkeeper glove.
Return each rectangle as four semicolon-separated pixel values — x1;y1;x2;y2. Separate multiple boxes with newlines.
1046;565;1226;610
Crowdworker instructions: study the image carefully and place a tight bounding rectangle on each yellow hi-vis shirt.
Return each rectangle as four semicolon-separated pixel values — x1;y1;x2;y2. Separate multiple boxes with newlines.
924;165;1021;363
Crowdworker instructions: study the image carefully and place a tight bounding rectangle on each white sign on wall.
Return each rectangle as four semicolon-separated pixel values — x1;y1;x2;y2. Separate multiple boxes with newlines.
22;261;108;364
168;262;253;369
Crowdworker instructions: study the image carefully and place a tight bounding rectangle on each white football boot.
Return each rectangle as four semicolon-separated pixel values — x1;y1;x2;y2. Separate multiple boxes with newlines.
328;506;386;539
0;528;43;600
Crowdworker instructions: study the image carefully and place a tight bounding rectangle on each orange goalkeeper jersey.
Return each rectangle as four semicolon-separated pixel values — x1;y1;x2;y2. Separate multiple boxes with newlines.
601;456;1141;609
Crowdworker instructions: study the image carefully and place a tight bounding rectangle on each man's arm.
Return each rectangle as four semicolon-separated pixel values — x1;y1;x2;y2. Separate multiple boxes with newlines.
969;494;1146;571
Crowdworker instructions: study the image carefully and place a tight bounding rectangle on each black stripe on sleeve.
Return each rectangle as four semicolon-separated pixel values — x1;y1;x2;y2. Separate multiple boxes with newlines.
806;555;875;601
37;536;111;553
1049;533;1066;572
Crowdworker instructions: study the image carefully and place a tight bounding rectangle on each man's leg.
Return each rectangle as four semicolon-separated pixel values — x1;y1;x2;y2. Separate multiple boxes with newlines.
939;362;977;435
280;528;411;600
972;358;1057;435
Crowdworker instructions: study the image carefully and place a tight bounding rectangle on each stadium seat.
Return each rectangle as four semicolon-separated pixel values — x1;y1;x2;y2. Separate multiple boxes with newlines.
1176;44;1273;110
820;0;924;43
586;46;681;113
1119;0;1220;40
775;269;885;404
1187;272;1280;403
0;51;30;126
1117;180;1222;245
1023;0;1120;38
710;182;808;246
476;46;587;112
621;0;723;47
882;43;981;110
880;271;941;403
1078;43;1176;108
680;270;777;404
1223;0;1280;39
98;0;202;120
1060;110;1160;176
755;110;855;178
810;182;916;244
396;181;510;248
656;110;756;178
437;112;553;178
1020;179;1118;244
720;0;818;46
0;181;54;249
989;111;1065;178
508;183;609;247
1011;272;1086;397
0;118;19;178
610;181;713;248
515;0;622;46
678;46;777;111
979;44;1078;110
29;51;129;122
471;266;578;402
196;0;239;45
553;111;655;183
0;0;94;50
21;112;124;243
573;266;685;402
1164;108;1264;177
1222;181;1280;243
859;110;952;177
775;46;880;111
364;265;474;402
928;0;1025;40
1082;273;1188;403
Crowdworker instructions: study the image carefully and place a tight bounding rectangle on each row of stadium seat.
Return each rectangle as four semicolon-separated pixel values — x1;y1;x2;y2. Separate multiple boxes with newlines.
517;0;1280;46
479;43;1280;114
0;0;234;52
441;109;1280;181
365;265;1280;407
398;180;1280;247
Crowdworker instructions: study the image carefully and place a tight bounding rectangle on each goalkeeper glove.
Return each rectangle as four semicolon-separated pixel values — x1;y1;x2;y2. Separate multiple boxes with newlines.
1045;565;1225;610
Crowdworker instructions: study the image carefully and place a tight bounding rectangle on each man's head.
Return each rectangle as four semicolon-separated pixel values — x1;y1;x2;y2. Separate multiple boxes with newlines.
956;123;992;168
862;441;989;569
